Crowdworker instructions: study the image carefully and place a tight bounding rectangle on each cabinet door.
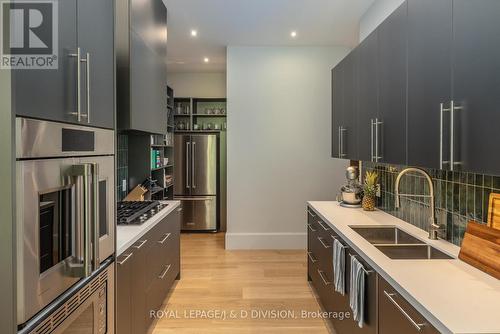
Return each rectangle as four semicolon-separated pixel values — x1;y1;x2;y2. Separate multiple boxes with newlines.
77;0;114;129
407;0;452;169
12;0;78;124
453;0;500;175
379;276;439;334
343;51;358;160
130;30;167;134
333;249;376;334
131;239;149;334
116;252;134;334
332;66;343;158
378;2;407;165
356;31;379;162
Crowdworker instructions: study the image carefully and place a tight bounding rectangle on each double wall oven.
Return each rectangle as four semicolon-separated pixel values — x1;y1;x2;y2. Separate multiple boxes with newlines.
16;118;115;333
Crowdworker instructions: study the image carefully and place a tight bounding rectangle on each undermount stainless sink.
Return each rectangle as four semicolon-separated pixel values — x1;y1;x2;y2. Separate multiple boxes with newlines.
350;226;425;245
375;244;454;260
349;225;454;260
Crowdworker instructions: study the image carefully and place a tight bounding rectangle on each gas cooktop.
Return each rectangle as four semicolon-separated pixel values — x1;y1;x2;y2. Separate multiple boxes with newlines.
117;201;168;225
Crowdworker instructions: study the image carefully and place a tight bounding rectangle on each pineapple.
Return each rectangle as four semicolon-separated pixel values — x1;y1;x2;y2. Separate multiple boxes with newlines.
362;171;378;211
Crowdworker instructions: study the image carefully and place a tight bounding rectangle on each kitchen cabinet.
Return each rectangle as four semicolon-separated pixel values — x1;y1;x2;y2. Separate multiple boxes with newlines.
116;0;168;135
332;67;343;158
116;208;181;334
407;0;453;169
379;276;439;334
452;0;500;175
356;30;379;162
307;207;376;334
13;0;114;129
77;0;115;129
307;206;440;334
377;2;407;165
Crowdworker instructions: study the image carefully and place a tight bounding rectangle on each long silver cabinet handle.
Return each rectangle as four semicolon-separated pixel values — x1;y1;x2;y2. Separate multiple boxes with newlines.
375;118;383;162
384;291;426;331
117;253;133;266
317;236;331;249
317;269;331;286
370;119;375;162
132;239;148;249
159;264;172;280
158;233;171;244
338;126;342;158
317;220;330;231
307;251;317;263
68;48;82;122
307;208;316;218
80;52;90;123
450;100;455;170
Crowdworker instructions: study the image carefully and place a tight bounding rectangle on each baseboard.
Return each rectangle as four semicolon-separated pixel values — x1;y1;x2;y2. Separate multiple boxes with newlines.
225;232;306;249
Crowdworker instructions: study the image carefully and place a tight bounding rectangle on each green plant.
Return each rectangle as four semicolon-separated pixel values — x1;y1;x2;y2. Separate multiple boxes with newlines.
363;171;378;197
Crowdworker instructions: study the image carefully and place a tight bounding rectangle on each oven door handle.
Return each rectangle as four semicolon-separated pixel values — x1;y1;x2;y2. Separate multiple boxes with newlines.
91;163;100;271
68;163;94;277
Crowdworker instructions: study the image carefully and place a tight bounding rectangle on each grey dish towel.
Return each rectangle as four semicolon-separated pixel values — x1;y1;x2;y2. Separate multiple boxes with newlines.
332;239;345;295
349;255;366;329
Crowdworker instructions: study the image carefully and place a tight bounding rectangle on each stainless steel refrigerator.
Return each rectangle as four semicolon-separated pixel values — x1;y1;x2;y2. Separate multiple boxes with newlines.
174;134;218;231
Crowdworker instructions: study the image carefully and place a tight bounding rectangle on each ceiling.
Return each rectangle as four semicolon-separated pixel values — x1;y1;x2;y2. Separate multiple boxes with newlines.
163;0;375;73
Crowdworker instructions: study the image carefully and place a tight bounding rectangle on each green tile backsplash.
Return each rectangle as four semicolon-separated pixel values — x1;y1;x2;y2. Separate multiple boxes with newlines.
362;161;499;246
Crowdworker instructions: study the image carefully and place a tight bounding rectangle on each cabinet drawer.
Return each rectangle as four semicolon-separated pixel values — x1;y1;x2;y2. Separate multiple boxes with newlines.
146;258;179;314
379;277;439;334
309;261;334;312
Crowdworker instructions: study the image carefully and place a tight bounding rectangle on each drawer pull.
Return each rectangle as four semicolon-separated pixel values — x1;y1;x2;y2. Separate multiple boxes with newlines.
317;269;331;286
307;251;317;263
317;236;331;249
317;221;330;231
132;239;148;249
307;223;316;232
384;291;426;331
158;233;171;244
307;208;316;218
117;253;133;266
158;264;172;280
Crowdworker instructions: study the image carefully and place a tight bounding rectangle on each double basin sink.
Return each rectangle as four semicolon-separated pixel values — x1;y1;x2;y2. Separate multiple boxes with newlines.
350;226;453;260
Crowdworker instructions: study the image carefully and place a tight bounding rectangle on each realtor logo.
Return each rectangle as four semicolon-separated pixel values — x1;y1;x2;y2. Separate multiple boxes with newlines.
1;0;58;69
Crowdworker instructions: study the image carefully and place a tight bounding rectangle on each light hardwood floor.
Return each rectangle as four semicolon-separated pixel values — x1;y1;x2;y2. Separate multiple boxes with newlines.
152;233;330;333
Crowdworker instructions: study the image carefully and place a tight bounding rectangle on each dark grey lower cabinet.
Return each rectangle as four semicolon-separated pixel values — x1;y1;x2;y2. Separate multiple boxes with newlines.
379;277;439;334
306;207;439;334
117;207;181;334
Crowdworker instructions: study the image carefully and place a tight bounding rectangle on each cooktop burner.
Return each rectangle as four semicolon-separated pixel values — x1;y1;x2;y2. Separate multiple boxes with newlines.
117;201;168;225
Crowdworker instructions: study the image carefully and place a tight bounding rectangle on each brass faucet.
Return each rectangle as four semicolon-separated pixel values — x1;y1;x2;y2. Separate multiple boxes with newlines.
394;168;441;240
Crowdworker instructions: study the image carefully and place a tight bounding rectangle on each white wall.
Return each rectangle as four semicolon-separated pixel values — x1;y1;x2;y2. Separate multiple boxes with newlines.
226;46;349;249
359;0;405;42
167;72;226;97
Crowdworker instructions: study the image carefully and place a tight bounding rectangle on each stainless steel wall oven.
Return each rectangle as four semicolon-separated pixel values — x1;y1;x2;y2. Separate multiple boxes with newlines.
16;118;115;327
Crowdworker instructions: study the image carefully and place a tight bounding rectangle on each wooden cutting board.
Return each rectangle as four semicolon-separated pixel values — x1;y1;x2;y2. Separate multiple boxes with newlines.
487;193;500;230
459;221;500;279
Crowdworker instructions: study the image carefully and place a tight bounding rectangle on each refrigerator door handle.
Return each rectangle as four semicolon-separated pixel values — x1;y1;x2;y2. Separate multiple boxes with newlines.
174;197;215;201
186;142;190;189
192;141;196;189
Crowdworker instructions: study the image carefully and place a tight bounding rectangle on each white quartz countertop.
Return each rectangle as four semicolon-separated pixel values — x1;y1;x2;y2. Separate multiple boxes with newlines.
116;200;180;256
308;201;500;334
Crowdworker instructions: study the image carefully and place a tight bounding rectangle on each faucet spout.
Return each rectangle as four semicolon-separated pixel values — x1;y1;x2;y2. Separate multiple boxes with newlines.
394;168;439;240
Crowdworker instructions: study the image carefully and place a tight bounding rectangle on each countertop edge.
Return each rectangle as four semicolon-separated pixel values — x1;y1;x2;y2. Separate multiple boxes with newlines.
116;201;180;256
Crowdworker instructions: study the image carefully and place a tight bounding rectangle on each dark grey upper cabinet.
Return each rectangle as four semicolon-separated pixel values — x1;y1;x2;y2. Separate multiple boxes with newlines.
378;2;408;165
332;67;342;158
117;0;167;135
356;31;379;162
453;0;500;175
343;51;358;160
12;0;114;129
77;0;115;129
12;0;78;124
407;0;453;169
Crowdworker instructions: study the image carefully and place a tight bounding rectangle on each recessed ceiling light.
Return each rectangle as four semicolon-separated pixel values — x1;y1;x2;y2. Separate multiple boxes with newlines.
190;29;198;37
290;31;297;38
203;57;210;63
